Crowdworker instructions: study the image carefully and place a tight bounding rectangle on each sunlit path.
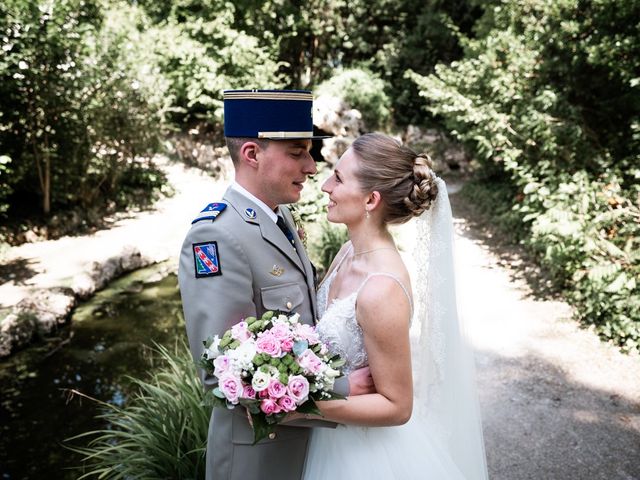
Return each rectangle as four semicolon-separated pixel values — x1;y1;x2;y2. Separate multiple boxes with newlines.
0;158;226;309
397;184;640;480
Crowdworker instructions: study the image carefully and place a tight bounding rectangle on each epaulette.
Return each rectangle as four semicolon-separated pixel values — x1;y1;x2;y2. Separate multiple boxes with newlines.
192;202;227;224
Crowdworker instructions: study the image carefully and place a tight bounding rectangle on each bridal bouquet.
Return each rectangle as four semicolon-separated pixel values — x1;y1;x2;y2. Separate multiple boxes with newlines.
200;310;345;444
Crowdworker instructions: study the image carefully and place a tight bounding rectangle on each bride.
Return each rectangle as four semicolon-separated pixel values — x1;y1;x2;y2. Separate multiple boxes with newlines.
299;133;488;479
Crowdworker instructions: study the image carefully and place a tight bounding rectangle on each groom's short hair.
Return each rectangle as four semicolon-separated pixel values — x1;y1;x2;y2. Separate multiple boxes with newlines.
225;137;269;165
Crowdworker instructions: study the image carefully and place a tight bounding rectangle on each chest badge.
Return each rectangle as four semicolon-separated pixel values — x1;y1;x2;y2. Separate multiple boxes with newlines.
244;208;257;219
270;264;285;277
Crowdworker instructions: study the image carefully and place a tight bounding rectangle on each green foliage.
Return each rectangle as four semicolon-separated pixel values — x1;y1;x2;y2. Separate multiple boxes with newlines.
136;0;286;127
0;156;12;215
229;0;480;125
315;220;349;276
0;0;169;216
69;343;210;480
317;68;391;130
410;0;640;352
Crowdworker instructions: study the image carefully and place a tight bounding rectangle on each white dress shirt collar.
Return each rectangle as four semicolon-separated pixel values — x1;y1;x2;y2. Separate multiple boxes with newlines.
231;182;278;223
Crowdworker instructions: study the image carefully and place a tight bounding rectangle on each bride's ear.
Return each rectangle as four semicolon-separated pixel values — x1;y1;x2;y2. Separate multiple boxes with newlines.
366;191;383;212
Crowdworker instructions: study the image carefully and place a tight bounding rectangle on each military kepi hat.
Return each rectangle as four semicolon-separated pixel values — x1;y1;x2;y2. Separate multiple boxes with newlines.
223;89;329;140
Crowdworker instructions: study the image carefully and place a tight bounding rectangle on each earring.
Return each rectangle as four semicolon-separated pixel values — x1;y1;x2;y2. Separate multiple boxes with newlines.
365;209;371;219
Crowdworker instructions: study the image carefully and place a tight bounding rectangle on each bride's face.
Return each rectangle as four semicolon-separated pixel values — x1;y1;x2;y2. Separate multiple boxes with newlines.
322;148;369;225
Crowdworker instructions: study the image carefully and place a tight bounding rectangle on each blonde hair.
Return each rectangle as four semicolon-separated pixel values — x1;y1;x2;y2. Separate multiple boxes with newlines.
351;133;438;225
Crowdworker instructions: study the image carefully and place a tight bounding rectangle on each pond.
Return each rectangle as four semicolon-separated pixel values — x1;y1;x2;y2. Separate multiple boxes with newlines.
0;263;185;480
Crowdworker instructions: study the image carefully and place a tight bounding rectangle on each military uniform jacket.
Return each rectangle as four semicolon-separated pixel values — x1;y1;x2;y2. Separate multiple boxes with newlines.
179;186;320;480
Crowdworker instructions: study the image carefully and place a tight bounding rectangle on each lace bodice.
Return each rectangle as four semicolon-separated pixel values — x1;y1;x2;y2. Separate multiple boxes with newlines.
316;269;368;375
316;247;412;375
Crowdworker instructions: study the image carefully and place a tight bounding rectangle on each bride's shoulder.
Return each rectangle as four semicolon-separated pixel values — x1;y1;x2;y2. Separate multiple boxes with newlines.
355;274;412;325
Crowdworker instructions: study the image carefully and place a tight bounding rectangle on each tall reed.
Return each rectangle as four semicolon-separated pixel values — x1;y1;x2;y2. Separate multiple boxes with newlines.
67;342;210;479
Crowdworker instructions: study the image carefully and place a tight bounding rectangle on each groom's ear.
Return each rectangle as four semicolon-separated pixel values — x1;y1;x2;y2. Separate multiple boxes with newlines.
239;141;261;169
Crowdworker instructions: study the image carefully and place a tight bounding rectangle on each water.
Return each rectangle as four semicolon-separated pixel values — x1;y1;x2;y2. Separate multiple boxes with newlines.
0;264;185;480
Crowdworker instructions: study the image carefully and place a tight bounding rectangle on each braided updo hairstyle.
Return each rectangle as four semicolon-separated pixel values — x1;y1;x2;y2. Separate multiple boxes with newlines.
351;133;438;225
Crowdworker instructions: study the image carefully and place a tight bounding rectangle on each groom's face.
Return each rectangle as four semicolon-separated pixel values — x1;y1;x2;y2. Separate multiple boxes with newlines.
255;139;316;208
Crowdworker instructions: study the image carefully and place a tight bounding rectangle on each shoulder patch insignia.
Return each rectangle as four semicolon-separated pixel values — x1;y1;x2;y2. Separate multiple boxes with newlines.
192;203;227;225
192;241;222;278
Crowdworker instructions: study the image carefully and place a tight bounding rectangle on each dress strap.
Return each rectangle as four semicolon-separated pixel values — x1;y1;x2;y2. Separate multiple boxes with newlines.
356;273;413;316
320;243;353;288
334;243;353;272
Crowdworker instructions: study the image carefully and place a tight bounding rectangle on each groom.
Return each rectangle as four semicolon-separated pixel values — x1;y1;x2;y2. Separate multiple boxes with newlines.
178;89;374;480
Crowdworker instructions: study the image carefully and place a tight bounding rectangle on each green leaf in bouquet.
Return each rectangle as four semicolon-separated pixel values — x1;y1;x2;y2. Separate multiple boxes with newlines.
261;310;275;321
213;387;226;399
293;340;309;357
239;398;261;415
250;413;275;445
296;399;322;416
245;316;257;325
197;357;213;373
330;357;346;369
202;390;227;408
265;412;287;425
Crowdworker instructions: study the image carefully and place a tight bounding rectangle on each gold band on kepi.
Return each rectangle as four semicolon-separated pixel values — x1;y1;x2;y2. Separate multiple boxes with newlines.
258;131;314;139
223;89;330;140
223;91;312;101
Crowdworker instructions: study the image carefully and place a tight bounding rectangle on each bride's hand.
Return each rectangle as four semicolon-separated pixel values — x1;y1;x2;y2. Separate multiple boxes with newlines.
348;366;376;396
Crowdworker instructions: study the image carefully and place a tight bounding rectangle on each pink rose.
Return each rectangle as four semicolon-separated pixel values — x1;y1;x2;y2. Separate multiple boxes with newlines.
213;355;231;376
297;349;325;375
260;398;281;415
256;331;282;357
287;375;309;404
231;321;252;342
241;385;256;399
219;374;242;404
280;338;294;352
270;323;293;341
278;394;297;412
259;389;269;399
294;324;320;344
268;379;287;399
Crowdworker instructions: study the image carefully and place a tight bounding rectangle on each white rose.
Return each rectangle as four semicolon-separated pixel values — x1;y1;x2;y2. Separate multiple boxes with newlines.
251;370;272;392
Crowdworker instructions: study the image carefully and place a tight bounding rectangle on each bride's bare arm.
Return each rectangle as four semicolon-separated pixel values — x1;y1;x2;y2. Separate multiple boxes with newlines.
313;276;413;426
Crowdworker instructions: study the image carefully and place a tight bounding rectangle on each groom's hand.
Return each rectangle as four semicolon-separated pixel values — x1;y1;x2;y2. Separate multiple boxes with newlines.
348;366;376;396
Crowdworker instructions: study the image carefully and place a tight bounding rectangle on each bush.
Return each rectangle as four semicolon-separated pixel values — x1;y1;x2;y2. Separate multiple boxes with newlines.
136;0;286;128
409;0;640;352
316;68;391;130
0;0;169;217
68;343;210;480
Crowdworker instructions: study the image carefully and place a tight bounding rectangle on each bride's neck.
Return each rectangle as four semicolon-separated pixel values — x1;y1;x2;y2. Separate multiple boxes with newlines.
348;222;395;255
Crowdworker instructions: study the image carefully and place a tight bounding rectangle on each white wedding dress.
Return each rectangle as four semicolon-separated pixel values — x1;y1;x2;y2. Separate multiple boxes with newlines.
303;254;465;480
303;179;488;480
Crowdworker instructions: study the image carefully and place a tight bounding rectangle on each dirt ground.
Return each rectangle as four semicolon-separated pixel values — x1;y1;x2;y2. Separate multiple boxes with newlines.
445;181;640;480
1;161;639;479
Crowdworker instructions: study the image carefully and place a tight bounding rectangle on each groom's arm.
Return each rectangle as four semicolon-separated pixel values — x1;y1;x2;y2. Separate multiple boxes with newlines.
179;221;256;390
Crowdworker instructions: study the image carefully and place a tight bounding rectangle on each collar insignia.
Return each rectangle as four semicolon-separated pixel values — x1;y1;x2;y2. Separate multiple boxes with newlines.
244;208;257;219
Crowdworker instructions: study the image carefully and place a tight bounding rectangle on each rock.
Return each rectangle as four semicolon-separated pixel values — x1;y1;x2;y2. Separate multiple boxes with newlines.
72;245;154;299
320;136;355;165
0;287;76;357
313;95;364;138
72;273;95;299
23;230;39;243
